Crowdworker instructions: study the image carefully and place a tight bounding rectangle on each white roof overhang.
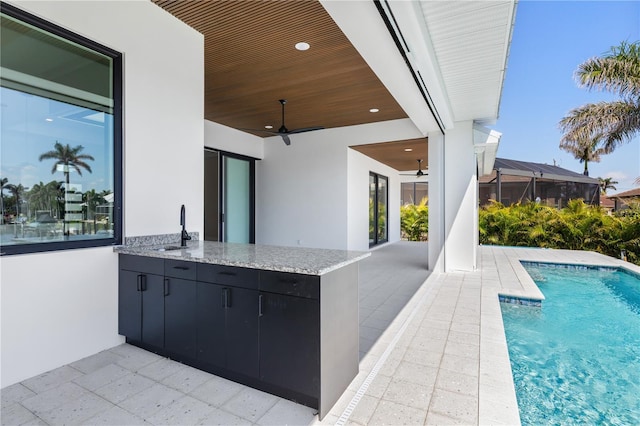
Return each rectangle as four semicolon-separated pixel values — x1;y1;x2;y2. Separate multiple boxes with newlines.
321;0;517;133
474;123;501;176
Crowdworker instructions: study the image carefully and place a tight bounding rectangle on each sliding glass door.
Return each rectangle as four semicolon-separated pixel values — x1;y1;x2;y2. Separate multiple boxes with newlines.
222;154;255;243
203;150;255;244
369;172;388;247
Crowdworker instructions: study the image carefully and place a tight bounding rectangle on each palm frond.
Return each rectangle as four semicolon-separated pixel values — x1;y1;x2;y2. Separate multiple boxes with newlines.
576;41;640;99
559;136;607;163
559;100;640;152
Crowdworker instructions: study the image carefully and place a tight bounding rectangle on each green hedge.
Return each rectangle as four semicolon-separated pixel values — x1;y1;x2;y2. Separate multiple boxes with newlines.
479;199;640;265
400;197;428;241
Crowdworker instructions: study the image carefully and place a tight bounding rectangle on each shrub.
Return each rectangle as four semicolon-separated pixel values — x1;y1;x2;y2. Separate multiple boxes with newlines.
401;197;428;241
479;200;640;265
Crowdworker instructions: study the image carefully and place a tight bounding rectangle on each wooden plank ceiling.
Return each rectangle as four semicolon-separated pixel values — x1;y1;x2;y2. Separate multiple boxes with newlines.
351;138;428;172
153;0;427;171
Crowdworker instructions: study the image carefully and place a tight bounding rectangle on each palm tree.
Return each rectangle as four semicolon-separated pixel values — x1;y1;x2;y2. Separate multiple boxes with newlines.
559;41;640;153
0;177;8;222
82;189;105;220
598;177;618;194
39;142;94;235
6;183;26;218
47;180;65;219
38;142;94;189
559;136;607;176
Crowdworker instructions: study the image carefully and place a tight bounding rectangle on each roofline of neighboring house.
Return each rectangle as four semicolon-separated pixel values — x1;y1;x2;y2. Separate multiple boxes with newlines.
494;167;599;184
610;188;640;199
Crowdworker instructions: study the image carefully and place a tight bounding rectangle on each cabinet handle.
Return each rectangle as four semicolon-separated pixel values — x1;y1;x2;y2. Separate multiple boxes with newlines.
164;278;170;296
137;275;142;292
218;271;236;276
173;266;189;271
258;294;263;317
141;275;147;291
226;288;232;308
222;288;230;308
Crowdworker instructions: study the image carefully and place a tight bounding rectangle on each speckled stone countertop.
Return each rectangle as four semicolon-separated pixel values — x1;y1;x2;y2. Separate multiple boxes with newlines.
114;240;370;275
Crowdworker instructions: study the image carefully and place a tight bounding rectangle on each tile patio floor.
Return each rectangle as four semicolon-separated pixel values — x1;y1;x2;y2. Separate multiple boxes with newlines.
2;243;636;425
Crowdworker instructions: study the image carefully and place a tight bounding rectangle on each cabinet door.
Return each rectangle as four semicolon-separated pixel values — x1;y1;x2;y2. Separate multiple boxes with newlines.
259;292;320;397
141;273;165;349
164;277;197;359
196;281;226;368
118;269;142;341
225;287;259;378
119;269;164;348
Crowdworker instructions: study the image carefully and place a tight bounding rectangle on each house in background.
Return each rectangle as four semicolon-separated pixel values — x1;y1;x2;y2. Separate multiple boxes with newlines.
600;195;615;214
0;0;515;388
479;157;601;208
611;187;640;211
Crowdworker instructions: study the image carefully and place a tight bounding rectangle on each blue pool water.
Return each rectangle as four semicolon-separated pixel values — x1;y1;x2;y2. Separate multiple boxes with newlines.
500;262;640;425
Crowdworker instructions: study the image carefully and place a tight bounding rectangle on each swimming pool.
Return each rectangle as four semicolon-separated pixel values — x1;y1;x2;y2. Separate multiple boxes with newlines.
500;262;640;425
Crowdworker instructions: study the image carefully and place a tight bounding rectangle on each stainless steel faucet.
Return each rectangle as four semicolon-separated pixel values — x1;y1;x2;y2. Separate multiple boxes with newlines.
180;204;191;247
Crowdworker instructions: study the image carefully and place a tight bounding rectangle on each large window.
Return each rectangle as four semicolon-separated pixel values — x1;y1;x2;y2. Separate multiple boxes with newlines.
369;172;388;247
401;182;428;206
0;3;122;255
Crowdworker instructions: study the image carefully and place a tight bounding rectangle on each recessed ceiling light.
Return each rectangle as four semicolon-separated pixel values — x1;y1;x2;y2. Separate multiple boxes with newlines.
295;42;310;51
369;108;379;113
404;148;413;152
265;125;273;129
45;118;53;122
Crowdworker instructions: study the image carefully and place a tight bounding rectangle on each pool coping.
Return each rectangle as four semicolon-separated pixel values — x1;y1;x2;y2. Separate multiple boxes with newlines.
317;246;638;425
481;247;640;425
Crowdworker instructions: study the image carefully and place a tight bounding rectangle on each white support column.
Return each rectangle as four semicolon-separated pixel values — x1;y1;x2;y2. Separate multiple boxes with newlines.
443;120;478;271
428;130;445;272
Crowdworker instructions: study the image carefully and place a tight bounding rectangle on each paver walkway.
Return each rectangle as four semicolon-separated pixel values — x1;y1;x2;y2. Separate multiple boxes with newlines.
2;244;636;425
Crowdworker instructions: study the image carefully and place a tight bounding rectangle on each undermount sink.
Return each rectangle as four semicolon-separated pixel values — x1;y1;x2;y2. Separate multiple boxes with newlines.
154;245;183;252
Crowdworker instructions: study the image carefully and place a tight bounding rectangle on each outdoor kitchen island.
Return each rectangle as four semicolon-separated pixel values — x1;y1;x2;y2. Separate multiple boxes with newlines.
115;240;369;419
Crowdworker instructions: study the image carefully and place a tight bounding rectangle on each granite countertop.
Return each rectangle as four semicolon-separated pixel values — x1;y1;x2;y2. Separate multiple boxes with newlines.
114;240;370;275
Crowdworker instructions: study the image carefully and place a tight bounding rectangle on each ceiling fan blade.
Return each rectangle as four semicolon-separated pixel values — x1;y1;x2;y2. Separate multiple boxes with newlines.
399;172;428;176
280;133;291;146
287;126;325;134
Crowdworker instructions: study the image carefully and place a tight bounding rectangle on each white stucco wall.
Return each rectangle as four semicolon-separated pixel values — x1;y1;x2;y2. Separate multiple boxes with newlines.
256;120;417;251
256;131;349;250
1;0;203;387
428;131;445;273
204;120;264;160
347;149;401;251
443;121;478;271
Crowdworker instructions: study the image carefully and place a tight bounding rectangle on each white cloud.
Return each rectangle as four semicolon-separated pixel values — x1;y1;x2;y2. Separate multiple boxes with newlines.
603;171;628;181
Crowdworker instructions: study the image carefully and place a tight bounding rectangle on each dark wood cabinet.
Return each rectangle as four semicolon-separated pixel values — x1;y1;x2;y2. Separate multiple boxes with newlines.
258;291;320;397
118;253;359;419
164;260;197;359
118;255;165;349
164;277;197;359
196;264;260;378
225;286;260;378
195;281;226;368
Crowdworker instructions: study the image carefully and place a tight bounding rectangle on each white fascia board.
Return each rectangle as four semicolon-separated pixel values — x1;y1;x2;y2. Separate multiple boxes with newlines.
384;1;454;129
473;123;501;176
320;0;441;136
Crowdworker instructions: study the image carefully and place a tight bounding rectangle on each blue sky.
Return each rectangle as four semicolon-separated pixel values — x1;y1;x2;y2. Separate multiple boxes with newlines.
495;0;640;194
